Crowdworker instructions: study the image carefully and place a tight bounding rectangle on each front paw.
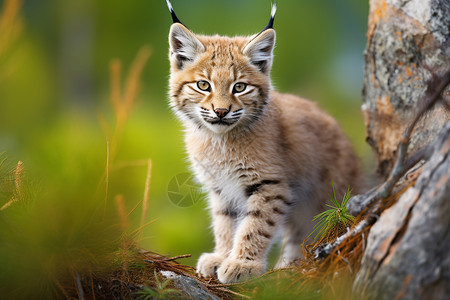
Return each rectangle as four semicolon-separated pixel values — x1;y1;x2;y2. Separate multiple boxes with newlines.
196;253;224;278
217;258;266;283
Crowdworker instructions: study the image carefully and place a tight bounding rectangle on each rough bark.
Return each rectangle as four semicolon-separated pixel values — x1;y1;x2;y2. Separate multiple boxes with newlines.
362;0;450;177
354;122;450;300
351;0;450;299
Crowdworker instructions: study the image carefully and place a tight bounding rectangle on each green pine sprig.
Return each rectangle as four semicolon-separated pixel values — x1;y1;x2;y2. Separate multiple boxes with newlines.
310;183;355;242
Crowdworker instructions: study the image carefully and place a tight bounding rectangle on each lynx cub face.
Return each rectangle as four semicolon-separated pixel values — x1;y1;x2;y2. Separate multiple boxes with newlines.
166;1;362;283
167;4;275;135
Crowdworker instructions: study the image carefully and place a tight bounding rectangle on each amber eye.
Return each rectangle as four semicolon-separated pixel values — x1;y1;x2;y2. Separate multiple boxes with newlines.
197;80;211;92
233;82;247;93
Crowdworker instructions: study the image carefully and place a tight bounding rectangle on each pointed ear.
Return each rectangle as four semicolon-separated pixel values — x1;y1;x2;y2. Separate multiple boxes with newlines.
169;23;205;70
243;29;276;74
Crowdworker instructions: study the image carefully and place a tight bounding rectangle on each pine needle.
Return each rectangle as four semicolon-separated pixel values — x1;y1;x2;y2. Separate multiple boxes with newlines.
310;183;355;243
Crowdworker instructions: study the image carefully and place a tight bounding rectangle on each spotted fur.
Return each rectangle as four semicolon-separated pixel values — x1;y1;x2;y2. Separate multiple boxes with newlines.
167;4;362;284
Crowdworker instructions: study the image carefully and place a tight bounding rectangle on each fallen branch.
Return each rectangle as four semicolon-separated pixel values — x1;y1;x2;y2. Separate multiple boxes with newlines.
139;250;247;299
314;216;376;259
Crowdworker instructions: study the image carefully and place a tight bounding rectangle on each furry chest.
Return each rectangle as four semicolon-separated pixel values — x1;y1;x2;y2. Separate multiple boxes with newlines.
191;154;252;203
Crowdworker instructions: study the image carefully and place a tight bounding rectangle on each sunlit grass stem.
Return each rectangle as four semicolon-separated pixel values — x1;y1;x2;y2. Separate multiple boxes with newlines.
115;194;127;230
108;46;152;162
139;159;152;246
0;0;22;57
98;46;151;213
1;160;23;211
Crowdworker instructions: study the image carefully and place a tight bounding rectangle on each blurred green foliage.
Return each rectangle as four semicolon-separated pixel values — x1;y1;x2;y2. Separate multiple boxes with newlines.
0;0;370;286
234;269;357;299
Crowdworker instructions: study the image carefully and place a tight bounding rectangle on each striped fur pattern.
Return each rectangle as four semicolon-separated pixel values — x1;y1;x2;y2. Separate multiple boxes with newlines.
167;5;362;284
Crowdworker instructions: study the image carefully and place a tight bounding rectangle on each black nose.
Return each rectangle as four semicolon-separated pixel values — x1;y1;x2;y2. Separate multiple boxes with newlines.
214;108;229;118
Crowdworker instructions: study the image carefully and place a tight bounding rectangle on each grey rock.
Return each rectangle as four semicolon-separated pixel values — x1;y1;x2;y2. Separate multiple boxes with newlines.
173;275;221;300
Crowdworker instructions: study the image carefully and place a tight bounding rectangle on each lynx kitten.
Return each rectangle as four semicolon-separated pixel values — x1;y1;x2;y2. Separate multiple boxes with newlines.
166;1;361;283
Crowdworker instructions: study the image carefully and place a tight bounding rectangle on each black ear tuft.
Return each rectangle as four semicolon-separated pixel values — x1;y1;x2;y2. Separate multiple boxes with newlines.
166;0;183;25
261;3;277;32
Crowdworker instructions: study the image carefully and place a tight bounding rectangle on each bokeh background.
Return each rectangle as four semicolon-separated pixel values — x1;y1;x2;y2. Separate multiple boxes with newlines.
0;0;370;274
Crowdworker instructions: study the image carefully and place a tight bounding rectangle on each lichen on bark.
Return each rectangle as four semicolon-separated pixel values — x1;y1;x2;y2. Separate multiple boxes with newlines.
362;0;450;177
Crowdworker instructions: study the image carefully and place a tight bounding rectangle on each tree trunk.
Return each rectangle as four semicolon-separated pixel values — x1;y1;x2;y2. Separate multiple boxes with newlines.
362;0;449;177
353;0;450;299
354;123;450;300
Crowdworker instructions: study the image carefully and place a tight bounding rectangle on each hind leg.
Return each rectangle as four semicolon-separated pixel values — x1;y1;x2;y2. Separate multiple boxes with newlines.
275;228;305;268
275;210;316;268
